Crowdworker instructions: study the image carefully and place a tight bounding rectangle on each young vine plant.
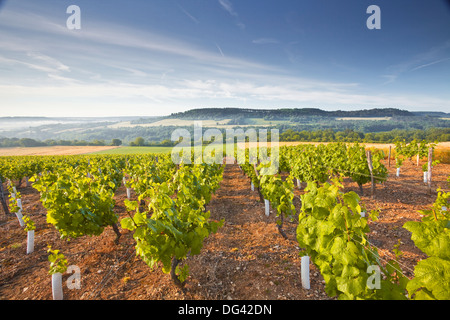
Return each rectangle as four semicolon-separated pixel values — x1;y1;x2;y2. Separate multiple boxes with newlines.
120;163;225;287
31;164;120;241
403;189;450;299
296;178;408;299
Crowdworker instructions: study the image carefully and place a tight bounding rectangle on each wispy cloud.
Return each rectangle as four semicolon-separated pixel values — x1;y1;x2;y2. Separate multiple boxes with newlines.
0;8;274;80
177;4;199;24
0;53;70;78
218;0;238;17
27;52;70;72
409;57;450;72
252;38;279;45
78;23;272;72
382;40;450;84
215;43;225;57
380;74;398;85
1;2;448;117
0;7;70;37
218;0;245;29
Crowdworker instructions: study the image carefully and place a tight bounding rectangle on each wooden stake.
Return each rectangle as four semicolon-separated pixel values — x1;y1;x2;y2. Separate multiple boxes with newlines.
0;177;10;216
388;146;391;168
366;150;374;199
427;147;433;194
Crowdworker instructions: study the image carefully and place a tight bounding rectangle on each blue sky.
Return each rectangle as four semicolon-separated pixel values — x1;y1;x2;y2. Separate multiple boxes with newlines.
0;0;449;117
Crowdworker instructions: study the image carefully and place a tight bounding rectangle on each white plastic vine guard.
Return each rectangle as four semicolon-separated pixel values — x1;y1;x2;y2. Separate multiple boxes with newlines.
52;273;63;300
27;230;34;254
301;255;310;290
16;199;24;227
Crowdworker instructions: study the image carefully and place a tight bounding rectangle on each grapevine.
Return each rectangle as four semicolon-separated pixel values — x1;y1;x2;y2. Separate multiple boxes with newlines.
403;189;450;299
296;178;408;299
121;163;224;287
31;165;120;241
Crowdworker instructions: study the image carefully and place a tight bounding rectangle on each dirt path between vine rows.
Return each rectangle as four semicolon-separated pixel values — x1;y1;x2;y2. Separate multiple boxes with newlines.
0;160;449;300
184;163;325;300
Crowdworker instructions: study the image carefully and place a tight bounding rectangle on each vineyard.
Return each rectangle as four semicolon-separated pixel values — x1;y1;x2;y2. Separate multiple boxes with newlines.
0;141;449;300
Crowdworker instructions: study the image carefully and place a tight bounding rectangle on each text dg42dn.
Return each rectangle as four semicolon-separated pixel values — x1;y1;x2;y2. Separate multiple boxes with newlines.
178;304;272;317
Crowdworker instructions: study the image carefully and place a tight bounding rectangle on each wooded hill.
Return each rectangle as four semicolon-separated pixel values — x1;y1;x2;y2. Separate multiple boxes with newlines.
168;107;415;120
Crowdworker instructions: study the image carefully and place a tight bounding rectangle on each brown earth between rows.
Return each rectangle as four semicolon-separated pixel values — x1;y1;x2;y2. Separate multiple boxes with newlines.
0;159;449;300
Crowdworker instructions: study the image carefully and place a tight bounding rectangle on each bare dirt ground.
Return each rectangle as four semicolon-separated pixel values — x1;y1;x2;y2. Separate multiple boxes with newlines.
0;159;449;301
0;146;120;156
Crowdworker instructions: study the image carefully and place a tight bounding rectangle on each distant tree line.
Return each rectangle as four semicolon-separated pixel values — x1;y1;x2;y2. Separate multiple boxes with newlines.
0;138;121;148
279;127;450;143
0;127;448;149
124;127;450;145
128;137;176;147
0;137;178;148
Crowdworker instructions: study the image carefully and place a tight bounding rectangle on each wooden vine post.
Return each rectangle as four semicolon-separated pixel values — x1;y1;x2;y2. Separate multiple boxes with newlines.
366;150;375;199
427;147;433;194
0;177;10;216
388;145;391;168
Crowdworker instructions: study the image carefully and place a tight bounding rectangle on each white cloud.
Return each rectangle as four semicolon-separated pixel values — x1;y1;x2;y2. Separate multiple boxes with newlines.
1;4;449;116
1;77;449;117
0;8;278;92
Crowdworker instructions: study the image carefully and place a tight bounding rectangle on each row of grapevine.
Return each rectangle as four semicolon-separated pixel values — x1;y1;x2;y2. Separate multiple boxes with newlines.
297;180;450;300
1;146;448;299
237;144;449;300
394;139;436;167
281;142;388;195
237;142;388;239
1;152;225;292
122;153;176;203
393;140;439;189
238;158;296;239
